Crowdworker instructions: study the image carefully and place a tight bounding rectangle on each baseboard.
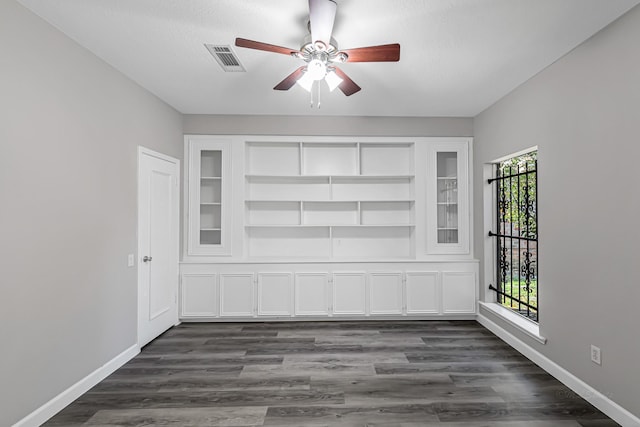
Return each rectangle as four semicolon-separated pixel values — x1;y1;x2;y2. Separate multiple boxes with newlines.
13;344;140;427
180;315;477;322
477;314;640;427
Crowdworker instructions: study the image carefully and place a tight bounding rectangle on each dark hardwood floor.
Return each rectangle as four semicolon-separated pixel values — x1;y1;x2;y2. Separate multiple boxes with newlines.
45;320;619;426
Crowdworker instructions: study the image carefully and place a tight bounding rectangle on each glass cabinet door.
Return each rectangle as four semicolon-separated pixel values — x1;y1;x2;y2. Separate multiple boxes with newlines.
186;137;232;256
427;141;469;255
199;150;222;245
437;152;459;244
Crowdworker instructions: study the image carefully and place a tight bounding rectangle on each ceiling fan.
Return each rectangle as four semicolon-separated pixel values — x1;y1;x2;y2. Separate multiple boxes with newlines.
235;0;400;97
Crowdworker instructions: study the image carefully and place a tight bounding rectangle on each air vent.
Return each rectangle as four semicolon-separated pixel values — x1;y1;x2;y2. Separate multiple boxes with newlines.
205;44;245;72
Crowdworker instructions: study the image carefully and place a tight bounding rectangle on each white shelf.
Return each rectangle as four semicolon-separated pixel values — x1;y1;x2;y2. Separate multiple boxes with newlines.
246;174;414;179
244;141;416;260
246;174;328;179
246;224;328;228
246;199;415;203
245;224;415;229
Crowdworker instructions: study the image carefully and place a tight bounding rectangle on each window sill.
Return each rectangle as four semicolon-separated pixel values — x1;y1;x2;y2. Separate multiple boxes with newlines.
478;301;547;344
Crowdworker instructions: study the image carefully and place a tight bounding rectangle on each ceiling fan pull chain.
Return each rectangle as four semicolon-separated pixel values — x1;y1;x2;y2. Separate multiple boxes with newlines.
310;81;314;108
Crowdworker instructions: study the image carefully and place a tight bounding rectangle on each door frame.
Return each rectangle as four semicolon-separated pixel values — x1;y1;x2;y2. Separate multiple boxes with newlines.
137;146;180;348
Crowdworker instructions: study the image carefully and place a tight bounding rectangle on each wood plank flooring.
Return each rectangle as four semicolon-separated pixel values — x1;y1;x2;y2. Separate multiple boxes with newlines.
44;320;619;426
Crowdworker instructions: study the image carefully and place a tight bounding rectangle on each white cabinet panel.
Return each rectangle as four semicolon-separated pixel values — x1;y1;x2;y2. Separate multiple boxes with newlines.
302;143;358;175
220;273;255;317
360;143;413;175
258;272;293;316
369;272;403;315
248;227;330;258
442;272;476;314
360;202;413;225
333;272;366;315
247;142;300;175
331;227;412;259
405;271;440;314
247;201;300;225
181;274;217;318
303;202;358;225
295;273;330;316
332;177;413;200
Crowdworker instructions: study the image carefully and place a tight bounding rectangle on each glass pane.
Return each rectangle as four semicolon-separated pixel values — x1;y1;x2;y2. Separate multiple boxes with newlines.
201;179;221;203
436;152;458;243
201;150;222;177
437;152;457;177
200;230;221;245
200;205;221;229
200;150;222;245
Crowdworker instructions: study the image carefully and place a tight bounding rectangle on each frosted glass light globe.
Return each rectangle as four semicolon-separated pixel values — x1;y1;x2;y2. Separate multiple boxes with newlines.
307;59;327;81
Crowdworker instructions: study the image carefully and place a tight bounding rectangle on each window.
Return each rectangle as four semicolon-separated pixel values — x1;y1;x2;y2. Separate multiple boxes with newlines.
489;151;538;322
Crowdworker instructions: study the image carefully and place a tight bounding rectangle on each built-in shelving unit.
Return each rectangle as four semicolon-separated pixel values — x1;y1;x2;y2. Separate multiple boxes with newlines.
244;141;415;259
181;135;477;322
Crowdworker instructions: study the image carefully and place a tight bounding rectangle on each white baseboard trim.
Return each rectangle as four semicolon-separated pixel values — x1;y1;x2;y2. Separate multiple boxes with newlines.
477;313;640;427
13;344;140;427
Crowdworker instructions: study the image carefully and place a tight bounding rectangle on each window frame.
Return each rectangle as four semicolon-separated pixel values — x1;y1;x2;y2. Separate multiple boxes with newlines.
488;150;539;323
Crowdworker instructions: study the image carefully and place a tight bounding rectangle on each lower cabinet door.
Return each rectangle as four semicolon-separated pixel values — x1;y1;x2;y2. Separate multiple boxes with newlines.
442;272;477;314
181;273;217;318
332;272;366;315
220;273;255;317
257;272;293;316
405;271;440;314
369;272;403;315
295;272;330;316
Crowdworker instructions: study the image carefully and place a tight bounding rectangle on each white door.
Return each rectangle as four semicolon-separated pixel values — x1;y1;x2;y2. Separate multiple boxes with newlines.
138;147;179;347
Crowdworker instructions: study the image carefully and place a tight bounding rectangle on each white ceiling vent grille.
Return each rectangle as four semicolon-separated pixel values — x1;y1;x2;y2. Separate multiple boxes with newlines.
205;44;245;72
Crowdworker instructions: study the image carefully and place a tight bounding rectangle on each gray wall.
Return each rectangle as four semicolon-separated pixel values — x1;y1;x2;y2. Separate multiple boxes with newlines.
0;1;183;425
473;5;640;418
184;115;473;137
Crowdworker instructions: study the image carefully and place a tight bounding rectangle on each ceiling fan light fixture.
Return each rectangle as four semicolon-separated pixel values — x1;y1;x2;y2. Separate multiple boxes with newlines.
307;58;327;81
325;69;343;91
296;70;315;92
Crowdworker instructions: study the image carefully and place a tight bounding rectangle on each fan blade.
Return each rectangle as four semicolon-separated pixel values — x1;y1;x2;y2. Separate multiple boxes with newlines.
309;0;337;47
333;67;361;96
341;44;400;62
235;38;298;56
274;66;307;91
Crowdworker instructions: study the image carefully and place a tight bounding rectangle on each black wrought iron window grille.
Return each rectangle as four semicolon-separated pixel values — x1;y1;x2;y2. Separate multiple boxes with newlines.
488;151;538;322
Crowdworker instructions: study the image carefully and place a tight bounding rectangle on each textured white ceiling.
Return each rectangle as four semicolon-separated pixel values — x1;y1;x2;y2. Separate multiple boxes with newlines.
16;0;640;117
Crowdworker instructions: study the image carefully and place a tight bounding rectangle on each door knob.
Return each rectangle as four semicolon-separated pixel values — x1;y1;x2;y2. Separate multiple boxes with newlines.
143;256;153;263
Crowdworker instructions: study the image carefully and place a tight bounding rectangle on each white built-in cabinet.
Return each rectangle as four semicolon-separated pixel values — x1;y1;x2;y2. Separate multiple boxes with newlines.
181;135;476;321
